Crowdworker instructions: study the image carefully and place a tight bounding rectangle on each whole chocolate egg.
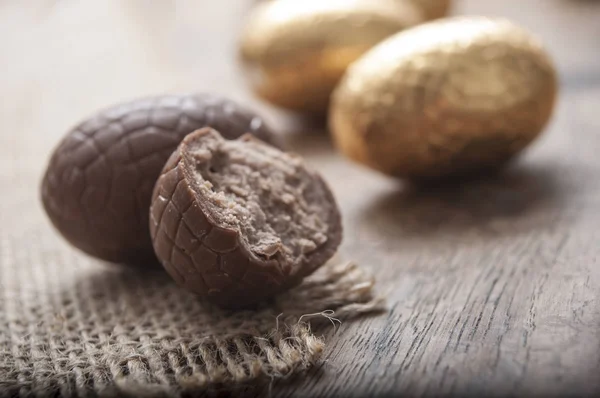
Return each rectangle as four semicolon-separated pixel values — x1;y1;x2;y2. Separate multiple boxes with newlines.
41;94;277;264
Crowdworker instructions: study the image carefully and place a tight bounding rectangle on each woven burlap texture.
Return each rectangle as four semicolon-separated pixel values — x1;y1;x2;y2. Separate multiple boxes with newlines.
0;222;382;398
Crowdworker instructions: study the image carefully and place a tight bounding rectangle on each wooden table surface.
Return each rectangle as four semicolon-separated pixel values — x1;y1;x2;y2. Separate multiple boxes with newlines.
1;0;599;397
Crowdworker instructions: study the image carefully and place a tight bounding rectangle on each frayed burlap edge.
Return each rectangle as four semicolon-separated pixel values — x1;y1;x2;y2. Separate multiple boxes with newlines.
0;257;384;398
115;261;385;398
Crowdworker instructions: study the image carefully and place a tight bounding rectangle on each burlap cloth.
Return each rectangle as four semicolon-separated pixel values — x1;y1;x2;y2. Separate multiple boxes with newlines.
0;161;383;397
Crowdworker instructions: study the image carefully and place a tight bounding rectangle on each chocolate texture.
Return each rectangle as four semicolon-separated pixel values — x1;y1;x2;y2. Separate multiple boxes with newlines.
149;128;342;308
41;94;277;264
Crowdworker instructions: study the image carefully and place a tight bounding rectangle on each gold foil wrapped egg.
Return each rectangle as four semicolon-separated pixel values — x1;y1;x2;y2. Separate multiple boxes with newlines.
329;16;558;179
260;0;452;21
239;0;424;114
403;0;452;20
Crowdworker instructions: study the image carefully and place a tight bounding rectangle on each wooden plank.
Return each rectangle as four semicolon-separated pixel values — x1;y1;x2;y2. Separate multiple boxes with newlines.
251;1;600;396
0;0;598;396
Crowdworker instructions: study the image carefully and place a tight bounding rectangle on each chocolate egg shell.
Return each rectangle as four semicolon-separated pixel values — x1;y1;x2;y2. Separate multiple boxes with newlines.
330;17;558;179
239;0;423;114
41;94;278;264
149;128;342;308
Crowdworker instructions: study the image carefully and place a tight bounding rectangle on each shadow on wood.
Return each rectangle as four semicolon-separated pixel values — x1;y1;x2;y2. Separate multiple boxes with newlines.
358;162;567;241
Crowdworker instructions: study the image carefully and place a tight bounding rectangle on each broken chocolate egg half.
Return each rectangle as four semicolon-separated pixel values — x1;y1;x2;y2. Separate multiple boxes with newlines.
149;128;342;308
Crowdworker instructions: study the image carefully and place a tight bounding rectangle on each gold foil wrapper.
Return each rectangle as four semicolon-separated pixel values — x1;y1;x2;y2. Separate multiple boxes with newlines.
258;0;452;20
330;16;558;179
239;0;424;113
405;0;452;20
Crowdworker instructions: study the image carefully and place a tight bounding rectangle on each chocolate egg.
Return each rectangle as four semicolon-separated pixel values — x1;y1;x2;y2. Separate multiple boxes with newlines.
239;0;423;114
150;128;342;308
330;17;558;179
41;94;278;264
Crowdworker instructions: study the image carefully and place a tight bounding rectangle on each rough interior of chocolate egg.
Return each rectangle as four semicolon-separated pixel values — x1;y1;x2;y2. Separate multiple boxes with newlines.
185;129;332;267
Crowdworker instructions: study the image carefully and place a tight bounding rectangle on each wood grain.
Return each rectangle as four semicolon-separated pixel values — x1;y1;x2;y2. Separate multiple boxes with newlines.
1;0;599;396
